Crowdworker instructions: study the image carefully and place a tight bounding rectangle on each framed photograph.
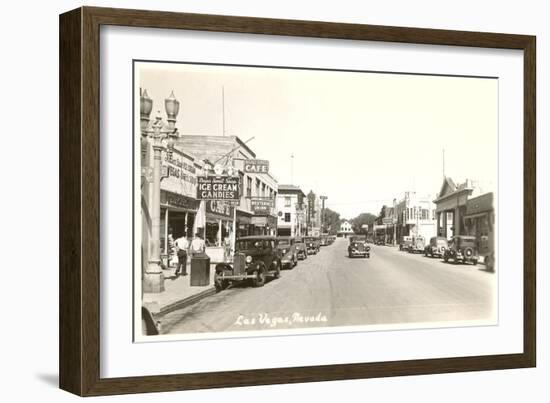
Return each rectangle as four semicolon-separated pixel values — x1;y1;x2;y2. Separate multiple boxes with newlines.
59;6;536;396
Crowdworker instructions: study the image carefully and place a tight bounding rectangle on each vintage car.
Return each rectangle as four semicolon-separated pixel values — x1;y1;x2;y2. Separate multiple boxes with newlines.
277;236;298;268
214;236;282;291
408;235;426;254
328;235;336;245
443;235;479;265
304;236;320;255
348;235;370;258
375;235;385;246
400;236;413;251
320;234;329;246
424;236;448;258
294;236;308;260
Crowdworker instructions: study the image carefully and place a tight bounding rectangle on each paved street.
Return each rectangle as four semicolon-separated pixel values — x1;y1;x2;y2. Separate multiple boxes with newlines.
160;237;495;335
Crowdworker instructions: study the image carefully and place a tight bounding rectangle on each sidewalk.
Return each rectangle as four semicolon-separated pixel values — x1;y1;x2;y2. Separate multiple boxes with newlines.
143;262;217;316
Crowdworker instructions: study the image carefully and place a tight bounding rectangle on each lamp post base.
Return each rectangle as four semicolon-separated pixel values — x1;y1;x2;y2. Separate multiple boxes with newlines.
143;261;165;293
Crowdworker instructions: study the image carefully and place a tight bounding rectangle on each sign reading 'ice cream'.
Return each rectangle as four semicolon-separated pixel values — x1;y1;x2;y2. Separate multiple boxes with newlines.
197;176;240;200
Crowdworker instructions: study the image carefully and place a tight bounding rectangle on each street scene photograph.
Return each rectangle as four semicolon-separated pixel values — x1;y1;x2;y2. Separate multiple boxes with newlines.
136;61;498;341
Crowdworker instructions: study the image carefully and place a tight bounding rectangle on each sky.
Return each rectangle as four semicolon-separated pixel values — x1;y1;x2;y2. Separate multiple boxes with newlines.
138;62;498;219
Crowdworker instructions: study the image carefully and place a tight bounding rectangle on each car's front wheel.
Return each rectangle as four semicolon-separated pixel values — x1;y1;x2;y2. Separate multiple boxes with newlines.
252;264;266;287
273;261;281;278
214;268;229;292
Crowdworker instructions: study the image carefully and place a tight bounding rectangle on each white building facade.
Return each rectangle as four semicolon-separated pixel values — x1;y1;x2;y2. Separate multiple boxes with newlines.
338;221;354;237
276;185;306;237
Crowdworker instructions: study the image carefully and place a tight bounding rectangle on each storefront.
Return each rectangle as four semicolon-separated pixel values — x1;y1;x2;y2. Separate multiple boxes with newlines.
205;200;234;247
250;198;277;236
159;190;199;267
157;146;201;267
464;192;495;258
251;215;278;235
434;178;473;238
236;210;253;238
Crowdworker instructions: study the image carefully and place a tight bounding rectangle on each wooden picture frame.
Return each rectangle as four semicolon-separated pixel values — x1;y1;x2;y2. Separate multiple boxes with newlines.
59;6;536;396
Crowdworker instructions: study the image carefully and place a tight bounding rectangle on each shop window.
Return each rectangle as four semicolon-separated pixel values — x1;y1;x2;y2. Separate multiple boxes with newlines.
284;212;291;222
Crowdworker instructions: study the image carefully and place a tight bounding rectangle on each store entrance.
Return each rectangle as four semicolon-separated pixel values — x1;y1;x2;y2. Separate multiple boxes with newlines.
168;211;187;239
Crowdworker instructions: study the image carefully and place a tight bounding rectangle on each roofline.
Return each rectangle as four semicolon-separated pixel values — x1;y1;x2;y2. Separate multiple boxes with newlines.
433;187;473;203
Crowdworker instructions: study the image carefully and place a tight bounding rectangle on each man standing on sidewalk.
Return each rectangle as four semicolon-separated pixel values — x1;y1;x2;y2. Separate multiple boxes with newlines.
190;232;206;257
174;234;189;276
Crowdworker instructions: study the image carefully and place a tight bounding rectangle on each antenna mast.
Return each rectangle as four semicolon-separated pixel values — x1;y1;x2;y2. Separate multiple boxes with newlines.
291;154;294;185
222;86;226;136
442;148;445;179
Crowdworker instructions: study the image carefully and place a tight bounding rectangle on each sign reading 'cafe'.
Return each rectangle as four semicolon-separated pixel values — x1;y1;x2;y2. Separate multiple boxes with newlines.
197;176;240;200
244;159;269;174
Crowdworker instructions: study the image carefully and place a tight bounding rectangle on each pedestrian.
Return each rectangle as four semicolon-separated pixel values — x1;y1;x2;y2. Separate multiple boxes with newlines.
174;234;189;276
167;232;175;267
190;232;206;257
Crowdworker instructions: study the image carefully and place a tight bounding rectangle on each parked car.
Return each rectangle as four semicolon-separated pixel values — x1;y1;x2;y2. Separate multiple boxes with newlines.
277;236;298;268
348;235;370;258
408;235;426;254
320;234;328;246
400;236;413;251
313;236;321;251
214;236;282;291
304;236;320;254
295;236;308;260
443;235;479;265
328;235;336;245
375;235;385;246
424;236;448;258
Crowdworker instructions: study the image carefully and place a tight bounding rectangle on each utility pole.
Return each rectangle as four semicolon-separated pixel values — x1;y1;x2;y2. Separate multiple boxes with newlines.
222;86;226;136
320;195;328;233
290;153;294;185
442;148;445;179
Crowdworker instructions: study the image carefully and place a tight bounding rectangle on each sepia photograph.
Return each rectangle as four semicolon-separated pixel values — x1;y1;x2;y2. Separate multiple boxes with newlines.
135;60;498;341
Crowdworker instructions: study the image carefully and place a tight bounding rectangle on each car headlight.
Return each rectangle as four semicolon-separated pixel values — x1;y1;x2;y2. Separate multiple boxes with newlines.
282;249;287;254
245;255;253;263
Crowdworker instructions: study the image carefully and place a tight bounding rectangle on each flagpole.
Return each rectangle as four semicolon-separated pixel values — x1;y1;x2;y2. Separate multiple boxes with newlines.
222;86;226;137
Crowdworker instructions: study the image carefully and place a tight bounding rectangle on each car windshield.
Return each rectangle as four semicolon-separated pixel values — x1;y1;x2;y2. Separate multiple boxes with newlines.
295;238;303;244
236;240;267;251
458;238;476;247
278;239;291;246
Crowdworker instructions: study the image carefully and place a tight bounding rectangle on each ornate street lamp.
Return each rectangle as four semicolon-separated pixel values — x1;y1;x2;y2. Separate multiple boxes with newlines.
141;90;180;293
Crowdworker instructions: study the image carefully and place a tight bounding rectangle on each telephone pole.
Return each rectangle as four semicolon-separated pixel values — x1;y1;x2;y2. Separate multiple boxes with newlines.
320;195;328;233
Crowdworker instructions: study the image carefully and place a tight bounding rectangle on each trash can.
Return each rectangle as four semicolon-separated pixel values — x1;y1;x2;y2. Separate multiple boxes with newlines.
190;255;210;286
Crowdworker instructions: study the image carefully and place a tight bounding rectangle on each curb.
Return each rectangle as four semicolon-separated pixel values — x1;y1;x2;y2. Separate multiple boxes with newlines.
155;286;217;317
